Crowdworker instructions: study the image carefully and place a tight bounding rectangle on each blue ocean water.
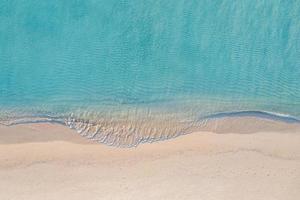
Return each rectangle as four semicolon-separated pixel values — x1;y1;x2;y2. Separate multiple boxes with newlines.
1;1;300;146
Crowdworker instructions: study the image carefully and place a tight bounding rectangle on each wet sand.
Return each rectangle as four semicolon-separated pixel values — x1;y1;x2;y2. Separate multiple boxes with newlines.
0;117;300;200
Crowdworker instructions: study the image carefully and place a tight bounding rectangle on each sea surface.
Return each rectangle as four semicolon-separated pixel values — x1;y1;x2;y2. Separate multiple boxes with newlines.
1;0;300;146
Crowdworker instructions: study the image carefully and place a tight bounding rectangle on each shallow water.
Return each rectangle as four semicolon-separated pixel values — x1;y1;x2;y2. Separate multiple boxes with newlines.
1;0;300;146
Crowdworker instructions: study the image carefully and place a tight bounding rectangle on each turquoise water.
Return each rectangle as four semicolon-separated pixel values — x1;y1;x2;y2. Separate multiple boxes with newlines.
1;0;300;146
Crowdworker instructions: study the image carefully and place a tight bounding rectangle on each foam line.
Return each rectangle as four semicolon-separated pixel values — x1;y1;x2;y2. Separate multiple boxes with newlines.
201;110;300;123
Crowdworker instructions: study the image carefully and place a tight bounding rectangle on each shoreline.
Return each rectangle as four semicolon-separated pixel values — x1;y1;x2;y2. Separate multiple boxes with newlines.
2;109;300;127
0;117;300;199
1;115;299;145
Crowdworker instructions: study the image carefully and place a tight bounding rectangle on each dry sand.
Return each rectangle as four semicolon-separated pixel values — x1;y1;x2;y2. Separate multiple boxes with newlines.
0;117;300;200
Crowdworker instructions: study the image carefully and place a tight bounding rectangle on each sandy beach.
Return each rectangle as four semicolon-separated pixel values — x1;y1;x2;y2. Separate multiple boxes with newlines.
0;117;300;200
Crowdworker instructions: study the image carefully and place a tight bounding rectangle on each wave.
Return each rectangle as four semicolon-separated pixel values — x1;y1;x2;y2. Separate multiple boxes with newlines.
1;110;299;147
200;110;300;123
0;114;65;126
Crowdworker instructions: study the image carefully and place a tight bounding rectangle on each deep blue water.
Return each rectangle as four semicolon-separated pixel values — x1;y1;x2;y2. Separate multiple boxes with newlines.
1;0;300;146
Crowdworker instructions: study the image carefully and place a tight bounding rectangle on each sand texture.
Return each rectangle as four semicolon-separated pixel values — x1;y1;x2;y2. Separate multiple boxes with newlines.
0;117;300;200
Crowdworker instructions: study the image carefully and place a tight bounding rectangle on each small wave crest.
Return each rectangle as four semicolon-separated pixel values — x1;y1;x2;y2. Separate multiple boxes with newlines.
200;110;300;123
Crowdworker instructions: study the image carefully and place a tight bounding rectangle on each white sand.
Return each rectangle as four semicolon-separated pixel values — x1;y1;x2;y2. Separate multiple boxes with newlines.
0;118;300;200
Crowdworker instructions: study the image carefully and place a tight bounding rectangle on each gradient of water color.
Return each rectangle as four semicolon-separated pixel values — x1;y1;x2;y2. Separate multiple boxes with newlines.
1;0;300;146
